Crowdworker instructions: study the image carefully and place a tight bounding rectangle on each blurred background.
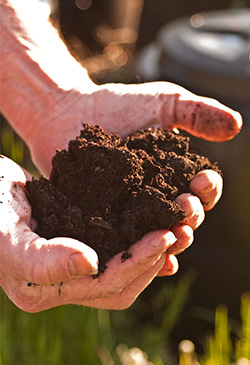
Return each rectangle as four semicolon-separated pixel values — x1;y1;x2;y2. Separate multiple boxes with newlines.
1;0;250;363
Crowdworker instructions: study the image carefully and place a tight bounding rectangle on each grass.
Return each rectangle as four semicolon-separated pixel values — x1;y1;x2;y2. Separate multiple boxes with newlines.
0;292;114;365
0;271;196;365
0;117;39;177
179;292;250;365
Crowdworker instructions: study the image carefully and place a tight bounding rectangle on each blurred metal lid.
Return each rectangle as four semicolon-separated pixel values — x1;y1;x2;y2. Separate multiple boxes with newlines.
137;9;250;105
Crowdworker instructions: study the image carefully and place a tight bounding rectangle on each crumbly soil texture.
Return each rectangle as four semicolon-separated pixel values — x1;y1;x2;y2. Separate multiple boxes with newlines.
26;124;221;273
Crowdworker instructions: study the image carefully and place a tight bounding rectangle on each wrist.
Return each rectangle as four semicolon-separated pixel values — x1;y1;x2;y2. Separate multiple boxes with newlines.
0;0;96;147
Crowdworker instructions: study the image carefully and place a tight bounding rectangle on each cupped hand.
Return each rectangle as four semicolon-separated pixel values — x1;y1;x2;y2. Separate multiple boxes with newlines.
0;154;221;312
27;81;242;178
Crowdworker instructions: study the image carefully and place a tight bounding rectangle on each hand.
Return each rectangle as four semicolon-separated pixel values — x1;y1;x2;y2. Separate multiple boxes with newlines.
27;81;242;177
0;0;242;179
0;154;222;312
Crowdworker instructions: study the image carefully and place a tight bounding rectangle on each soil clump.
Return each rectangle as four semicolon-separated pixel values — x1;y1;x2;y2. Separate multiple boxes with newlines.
26;124;221;273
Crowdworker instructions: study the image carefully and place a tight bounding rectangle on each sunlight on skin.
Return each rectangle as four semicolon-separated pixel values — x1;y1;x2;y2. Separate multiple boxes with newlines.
6;0;94;92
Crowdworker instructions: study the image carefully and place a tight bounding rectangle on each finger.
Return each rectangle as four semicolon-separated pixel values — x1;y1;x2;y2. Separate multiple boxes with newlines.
41;229;177;306
157;254;179;277
3;230;99;285
94;230;177;297
7;254;167;312
166;224;194;255
5;232;176;313
77;254;168;310
175;193;205;230
93;82;241;142
189;169;223;211
167;85;242;141
7;232;176;312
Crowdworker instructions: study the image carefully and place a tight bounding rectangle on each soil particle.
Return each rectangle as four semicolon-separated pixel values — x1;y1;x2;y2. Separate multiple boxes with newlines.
26;124;221;273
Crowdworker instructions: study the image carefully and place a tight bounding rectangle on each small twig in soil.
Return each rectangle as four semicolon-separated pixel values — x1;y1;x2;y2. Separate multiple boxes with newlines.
88;217;112;230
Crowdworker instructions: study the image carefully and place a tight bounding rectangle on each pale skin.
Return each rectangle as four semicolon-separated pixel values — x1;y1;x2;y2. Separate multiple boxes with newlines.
0;0;242;312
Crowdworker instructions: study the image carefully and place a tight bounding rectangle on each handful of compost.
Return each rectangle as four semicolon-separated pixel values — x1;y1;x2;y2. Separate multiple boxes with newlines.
26;124;221;273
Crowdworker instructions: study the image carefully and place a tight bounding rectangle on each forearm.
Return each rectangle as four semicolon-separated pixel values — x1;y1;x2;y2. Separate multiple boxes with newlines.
0;0;95;146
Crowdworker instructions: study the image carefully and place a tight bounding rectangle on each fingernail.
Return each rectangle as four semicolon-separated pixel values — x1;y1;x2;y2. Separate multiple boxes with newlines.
191;170;219;195
200;183;215;195
163;231;177;249
170;231;178;243
68;253;98;276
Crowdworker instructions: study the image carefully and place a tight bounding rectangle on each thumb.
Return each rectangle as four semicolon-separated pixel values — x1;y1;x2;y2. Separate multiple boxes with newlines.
164;88;242;141
8;230;99;285
96;82;242;142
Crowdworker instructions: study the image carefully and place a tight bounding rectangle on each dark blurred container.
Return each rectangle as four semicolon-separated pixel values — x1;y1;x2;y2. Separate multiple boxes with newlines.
137;8;250;120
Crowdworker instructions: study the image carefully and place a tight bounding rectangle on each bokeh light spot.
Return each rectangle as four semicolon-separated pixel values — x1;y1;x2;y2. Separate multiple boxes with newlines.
75;0;92;11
